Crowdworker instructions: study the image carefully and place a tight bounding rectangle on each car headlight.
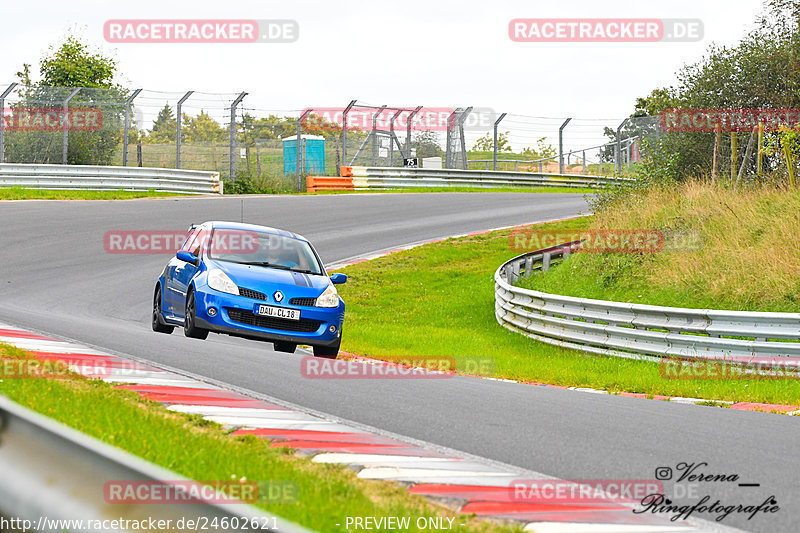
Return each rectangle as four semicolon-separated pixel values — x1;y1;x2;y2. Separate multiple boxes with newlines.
207;269;239;295
315;284;339;308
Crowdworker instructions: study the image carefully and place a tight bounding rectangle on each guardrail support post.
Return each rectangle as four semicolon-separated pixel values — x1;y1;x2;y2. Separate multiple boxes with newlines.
542;252;551;272
558;118;572;174
0;82;18;163
122;89;142;167
296;109;311;190
493;112;507;171
176;91;194;169
62;88;81;165
615;118;628;174
228;92;247;182
341;100;356;171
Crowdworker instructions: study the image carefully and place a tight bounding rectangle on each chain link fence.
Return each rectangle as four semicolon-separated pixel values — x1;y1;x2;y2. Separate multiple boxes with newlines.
3;83;793;191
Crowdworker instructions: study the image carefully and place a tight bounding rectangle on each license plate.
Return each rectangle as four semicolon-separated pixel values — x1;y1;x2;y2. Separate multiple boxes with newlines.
255;305;300;321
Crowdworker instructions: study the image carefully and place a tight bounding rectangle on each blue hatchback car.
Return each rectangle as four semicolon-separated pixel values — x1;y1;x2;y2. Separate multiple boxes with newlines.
152;221;346;358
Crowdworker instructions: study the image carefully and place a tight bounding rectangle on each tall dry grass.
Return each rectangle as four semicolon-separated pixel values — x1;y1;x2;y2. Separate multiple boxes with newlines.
593;181;800;310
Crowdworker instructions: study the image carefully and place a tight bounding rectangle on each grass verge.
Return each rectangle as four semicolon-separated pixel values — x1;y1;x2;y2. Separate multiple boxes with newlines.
0;344;518;532
0;188;183;200
518;182;800;312
336;215;800;405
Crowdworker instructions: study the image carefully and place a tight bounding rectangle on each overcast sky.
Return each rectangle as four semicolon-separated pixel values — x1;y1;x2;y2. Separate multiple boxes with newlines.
0;0;766;151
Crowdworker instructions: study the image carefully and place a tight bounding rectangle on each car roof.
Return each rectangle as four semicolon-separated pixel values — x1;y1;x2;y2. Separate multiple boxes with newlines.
204;221;308;242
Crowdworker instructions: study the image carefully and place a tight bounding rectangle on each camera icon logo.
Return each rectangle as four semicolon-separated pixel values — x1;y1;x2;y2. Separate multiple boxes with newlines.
655;467;673;480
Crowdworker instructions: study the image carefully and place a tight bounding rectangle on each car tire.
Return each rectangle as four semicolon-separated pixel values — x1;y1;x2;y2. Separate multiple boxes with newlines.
152;287;174;334
184;289;209;340
273;341;297;353
313;343;340;359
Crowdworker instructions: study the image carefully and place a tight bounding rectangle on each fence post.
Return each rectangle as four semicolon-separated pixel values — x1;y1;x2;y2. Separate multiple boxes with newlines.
175;91;194;169
730;131;738;181
0;83;18;163
558;118;572;174
406;106;422;159
583;150;587;175
458;107;472;170
757;122;764;176
228;92;247;182
341;100;356;171
62;88;81;165
122;89;142;167
493;112;507;171
615;118;628;174
296;109;311;190
389;108;403;166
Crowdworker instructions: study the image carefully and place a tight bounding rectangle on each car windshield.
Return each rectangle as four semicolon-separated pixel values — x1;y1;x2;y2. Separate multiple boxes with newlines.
207;229;323;275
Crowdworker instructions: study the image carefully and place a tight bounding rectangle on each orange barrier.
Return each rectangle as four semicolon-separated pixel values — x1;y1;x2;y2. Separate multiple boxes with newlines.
306;176;354;193
340;166;353;177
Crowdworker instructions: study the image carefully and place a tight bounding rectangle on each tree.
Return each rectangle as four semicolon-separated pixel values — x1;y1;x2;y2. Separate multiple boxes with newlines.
146;105;177;144
184;110;226;143
6;34;124;165
620;0;800;181
521;138;556;160
472;131;511;152
413;131;444;158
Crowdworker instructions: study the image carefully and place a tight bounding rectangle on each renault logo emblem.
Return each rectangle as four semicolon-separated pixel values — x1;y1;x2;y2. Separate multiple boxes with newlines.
273;291;284;302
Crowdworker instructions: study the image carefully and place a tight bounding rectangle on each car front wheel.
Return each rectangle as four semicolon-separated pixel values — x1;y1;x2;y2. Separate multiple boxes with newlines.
313;342;340;359
184;290;209;340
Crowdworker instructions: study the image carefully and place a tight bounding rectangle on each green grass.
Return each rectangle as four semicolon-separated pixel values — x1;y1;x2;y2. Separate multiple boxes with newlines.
336;216;800;405
0;187;183;200
0;344;518;533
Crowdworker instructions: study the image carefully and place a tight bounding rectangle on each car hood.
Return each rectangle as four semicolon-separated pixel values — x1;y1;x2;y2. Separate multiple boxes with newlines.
208;259;331;295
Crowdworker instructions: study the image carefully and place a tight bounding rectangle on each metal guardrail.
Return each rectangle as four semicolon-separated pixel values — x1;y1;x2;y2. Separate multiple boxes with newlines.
0;396;308;533
0;163;222;195
350;166;632;189
494;243;800;361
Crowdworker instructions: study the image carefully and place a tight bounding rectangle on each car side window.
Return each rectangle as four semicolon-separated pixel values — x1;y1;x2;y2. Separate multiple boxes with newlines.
181;229;199;253
190;229;209;258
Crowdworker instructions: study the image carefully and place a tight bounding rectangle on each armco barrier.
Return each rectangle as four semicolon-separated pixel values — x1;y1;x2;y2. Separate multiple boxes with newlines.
0;395;308;533
0;163;222;195
305;176;354;192
349;166;632;190
495;243;800;361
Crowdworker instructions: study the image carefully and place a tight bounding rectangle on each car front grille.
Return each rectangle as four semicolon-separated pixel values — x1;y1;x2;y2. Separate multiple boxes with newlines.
289;297;316;307
238;287;266;300
226;308;321;333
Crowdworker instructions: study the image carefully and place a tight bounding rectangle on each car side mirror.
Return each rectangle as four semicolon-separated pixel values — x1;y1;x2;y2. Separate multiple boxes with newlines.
330;273;347;285
176;251;196;264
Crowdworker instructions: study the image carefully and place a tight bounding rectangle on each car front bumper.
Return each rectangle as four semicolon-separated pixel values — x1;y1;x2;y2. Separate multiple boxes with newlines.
192;285;344;347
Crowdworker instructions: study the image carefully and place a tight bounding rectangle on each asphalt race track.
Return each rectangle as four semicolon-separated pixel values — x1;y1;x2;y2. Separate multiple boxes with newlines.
1;192;797;532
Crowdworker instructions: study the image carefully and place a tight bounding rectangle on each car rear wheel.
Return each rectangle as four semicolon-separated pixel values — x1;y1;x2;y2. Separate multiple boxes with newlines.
152;288;174;334
273;341;297;353
184;290;209;340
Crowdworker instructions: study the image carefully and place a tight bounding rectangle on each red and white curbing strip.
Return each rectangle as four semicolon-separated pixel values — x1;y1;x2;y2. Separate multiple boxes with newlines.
0;321;730;532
